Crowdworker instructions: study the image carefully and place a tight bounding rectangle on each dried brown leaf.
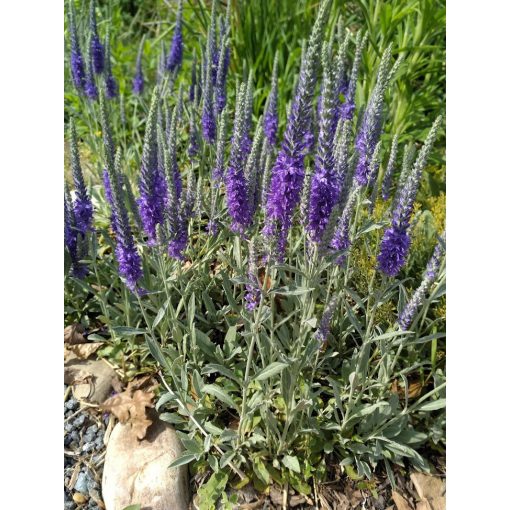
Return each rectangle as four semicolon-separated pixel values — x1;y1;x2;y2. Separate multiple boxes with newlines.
64;342;103;361
64;324;86;345
131;415;154;440
101;393;132;423
392;491;414;510
101;388;154;440
410;473;445;501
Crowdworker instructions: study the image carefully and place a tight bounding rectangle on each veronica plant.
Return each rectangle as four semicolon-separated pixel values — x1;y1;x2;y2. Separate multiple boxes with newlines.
65;0;446;500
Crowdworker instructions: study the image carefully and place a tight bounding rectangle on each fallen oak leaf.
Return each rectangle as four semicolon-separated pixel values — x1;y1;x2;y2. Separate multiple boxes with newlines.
101;388;155;440
131;415;154;440
101;392;132;423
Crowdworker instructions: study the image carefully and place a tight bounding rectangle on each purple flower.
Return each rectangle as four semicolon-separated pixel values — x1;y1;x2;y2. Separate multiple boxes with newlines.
168;230;187;260
330;185;360;264
264;0;332;254
84;70;98;100
398;234;445;330
69;118;93;233
108;150;144;292
378;116;442;276
68;1;85;90
132;42;144;95
84;43;98;100
89;0;104;74
377;225;411;277
189;49;197;102
114;234;143;291
160;111;189;260
244;243;261;312
90;36;104;75
70;47;86;92
307;51;340;242
315;295;339;343
381;135;399;200
264;51;279;146
214;34;230;115
166;0;183;72
188;113;200;160
226;84;253;233
105;75;118;99
354;46;394;185
157;43;166;85
103;31;118;99
138;88;167;245
64;184;88;278
339;32;366;122
202;42;216;144
103;169;113;205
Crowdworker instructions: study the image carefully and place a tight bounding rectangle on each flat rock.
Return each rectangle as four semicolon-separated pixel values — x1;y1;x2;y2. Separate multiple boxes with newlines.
64;358;117;404
102;419;189;510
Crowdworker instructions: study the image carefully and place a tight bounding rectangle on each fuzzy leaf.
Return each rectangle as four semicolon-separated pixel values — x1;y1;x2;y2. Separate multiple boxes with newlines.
254;362;289;381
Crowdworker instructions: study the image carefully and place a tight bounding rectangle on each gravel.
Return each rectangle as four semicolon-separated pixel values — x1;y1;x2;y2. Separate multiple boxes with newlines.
64;384;107;509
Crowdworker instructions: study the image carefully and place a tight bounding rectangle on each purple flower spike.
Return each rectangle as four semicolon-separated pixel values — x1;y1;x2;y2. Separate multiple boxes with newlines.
354;45;396;185
70;48;86;92
226;84;253;233
168;231;187;260
377;225;411;277
377;116;442;276
244;242;261;312
315;295;339;343
166;0;183;72
215;31;230;115
138;87;167;245
103;31;118;99
132;37;145;95
64;184;88;278
89;0;104;74
339;32;366;122
264;0;332;255
105;75;118;99
84;71;98;100
114;236;143;291
307;48;340;243
69;118;93;233
68;1;85;91
90;36;104;75
264;52;279;146
398;234;445;330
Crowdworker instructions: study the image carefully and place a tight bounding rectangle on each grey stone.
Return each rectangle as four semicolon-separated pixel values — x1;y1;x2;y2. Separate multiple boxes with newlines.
74;472;89;495
102;419;189;510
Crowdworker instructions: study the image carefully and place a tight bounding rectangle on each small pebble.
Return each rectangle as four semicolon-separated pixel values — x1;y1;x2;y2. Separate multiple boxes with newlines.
87;477;99;491
73;492;88;504
82;442;95;453
64;502;75;510
86;424;98;435
64;422;74;433
74;472;89;495
83;433;94;443
65;398;78;411
74;415;86;427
